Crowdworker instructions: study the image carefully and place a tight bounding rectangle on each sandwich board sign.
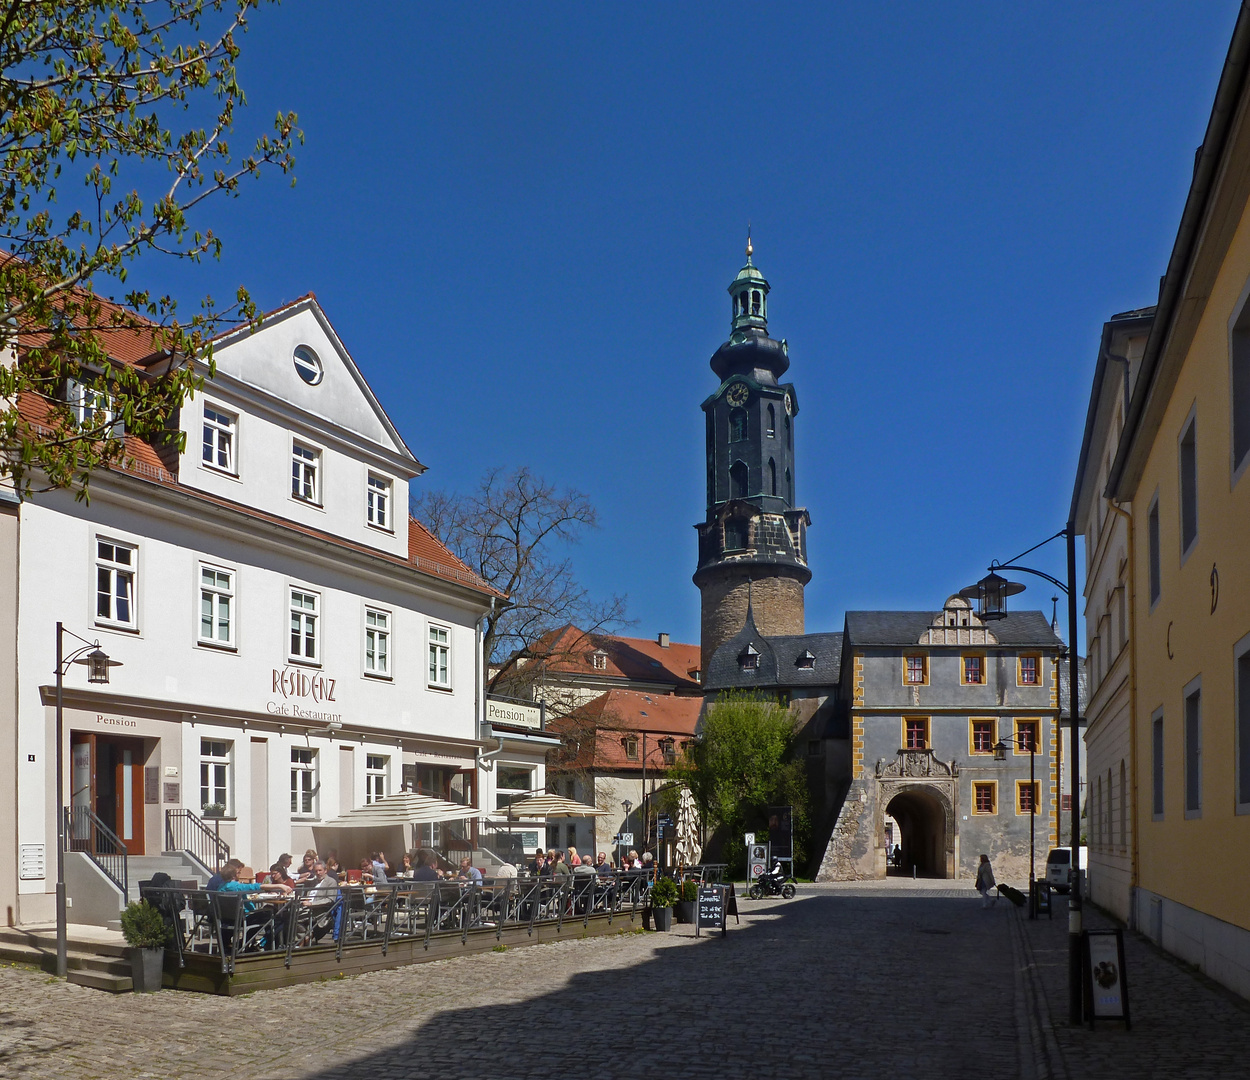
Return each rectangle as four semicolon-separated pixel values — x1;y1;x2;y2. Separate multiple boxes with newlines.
696;884;726;937
1083;928;1131;1028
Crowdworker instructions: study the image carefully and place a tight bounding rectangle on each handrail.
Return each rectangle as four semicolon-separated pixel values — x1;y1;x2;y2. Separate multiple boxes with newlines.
66;806;128;898
165;808;230;873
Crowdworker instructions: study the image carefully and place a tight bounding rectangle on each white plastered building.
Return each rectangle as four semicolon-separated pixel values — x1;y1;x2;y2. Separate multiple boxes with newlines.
2;296;499;926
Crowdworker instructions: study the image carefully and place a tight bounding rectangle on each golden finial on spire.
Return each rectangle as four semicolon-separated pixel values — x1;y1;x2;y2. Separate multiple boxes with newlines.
745;226;753;260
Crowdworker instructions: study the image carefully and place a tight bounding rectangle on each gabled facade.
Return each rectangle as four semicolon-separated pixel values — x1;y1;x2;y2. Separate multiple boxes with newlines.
1103;7;1250;999
1072;307;1154;921
3;296;499;925
816;597;1065;882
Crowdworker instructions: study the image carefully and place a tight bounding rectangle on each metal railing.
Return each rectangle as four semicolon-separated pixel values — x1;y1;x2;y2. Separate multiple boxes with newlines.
139;870;657;977
165;809;230;874
66;806;128;898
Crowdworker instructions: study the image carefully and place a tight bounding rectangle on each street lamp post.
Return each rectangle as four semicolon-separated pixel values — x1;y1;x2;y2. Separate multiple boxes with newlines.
53;623;120;978
619;799;633;868
961;524;1084;1024
994;729;1039;919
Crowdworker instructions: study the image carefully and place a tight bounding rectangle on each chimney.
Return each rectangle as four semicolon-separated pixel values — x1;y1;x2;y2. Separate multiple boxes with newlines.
657;632;670;649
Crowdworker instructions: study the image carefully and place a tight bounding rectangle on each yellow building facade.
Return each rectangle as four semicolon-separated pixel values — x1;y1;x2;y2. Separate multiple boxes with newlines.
1107;10;1250;998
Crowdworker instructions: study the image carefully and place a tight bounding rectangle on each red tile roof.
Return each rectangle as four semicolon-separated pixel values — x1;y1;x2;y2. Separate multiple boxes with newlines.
551;690;702;771
527;626;701;691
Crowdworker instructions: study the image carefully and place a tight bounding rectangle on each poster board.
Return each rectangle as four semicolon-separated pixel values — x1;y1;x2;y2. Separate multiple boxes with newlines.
1083;928;1131;1028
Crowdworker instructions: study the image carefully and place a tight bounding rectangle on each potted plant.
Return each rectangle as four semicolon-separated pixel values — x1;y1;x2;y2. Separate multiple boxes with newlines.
648;876;678;932
674;878;699;924
120;899;169;993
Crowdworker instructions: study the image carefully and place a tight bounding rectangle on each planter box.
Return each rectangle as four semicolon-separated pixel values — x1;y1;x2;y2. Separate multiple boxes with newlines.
652;906;672;932
129;947;164;993
673;901;695;924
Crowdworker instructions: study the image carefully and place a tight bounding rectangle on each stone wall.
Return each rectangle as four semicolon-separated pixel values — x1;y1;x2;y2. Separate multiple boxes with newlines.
698;567;805;675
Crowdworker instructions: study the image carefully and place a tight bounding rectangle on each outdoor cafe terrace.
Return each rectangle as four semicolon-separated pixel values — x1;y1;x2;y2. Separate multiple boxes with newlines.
138;868;725;995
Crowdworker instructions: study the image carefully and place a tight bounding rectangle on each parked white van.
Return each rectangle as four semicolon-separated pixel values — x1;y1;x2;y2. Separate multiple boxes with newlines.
1045;846;1088;893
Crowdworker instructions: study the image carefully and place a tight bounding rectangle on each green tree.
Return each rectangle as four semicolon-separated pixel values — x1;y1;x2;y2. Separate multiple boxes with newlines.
673;690;810;869
0;0;299;498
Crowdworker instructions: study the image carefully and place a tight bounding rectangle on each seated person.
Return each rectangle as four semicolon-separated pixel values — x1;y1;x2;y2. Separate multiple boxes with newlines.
595;853;614;875
216;864;295;947
412;851;441;882
573;856;597;875
357;857;376;884
206;857;243;891
457;857;483;884
370;851;390;884
399;853;416;879
293;849;319;883
528;847;546;876
269;854;296;887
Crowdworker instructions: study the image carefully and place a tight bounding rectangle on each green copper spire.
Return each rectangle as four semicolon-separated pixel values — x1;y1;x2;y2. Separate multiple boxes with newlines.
729;230;769;334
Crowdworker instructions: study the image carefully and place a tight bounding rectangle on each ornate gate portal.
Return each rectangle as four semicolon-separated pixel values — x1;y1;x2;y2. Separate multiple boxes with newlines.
876;751;958;879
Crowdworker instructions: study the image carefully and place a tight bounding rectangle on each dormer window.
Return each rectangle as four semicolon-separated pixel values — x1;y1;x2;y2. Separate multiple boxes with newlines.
738;643;759;671
592;651;607;671
623;737;639;760
796;650;816;670
66;378;118;436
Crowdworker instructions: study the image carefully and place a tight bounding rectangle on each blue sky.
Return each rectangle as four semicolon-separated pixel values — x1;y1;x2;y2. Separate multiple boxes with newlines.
132;2;1240;648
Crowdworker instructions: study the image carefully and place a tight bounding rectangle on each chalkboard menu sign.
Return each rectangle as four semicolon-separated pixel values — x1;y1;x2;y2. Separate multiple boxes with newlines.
697;885;726;937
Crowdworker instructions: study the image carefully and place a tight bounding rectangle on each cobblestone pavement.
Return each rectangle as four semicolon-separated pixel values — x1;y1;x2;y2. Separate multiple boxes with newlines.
0;881;1246;1079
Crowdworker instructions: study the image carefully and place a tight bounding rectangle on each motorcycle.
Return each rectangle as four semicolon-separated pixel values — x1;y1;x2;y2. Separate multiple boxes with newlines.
747;861;797;900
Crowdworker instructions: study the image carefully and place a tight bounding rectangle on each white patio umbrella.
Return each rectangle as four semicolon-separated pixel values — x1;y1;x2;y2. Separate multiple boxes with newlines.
674;785;703;866
317;790;482;828
501;793;609;819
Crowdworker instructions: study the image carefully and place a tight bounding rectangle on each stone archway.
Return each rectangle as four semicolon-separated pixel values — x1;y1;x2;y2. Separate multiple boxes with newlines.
886;786;950;878
874;750;959;879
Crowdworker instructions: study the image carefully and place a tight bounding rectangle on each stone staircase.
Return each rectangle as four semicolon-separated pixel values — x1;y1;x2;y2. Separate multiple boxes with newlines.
0;925;134;993
125;852;210;902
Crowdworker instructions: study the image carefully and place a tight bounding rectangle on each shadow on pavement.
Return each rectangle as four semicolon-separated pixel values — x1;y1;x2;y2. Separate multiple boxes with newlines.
285;890;1019;1080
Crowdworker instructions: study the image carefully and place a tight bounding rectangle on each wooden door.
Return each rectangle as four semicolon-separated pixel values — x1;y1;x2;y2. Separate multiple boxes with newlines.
109;737;145;855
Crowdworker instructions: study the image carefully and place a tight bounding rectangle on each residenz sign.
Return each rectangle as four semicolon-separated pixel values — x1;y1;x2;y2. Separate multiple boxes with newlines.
486;698;542;730
267;667;342;724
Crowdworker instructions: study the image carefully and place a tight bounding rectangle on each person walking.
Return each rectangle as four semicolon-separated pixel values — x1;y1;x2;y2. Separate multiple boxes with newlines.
975;853;997;908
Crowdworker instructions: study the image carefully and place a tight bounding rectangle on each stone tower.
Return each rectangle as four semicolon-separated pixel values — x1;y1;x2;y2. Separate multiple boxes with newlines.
694;238;811;677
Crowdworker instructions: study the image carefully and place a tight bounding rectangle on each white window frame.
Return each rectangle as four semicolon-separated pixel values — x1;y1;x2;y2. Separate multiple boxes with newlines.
94;537;137;630
428;623;451;689
197;564;236;649
1147;490;1161;611
201;403;237;476
290;746;319;819
1227;276;1250;487
291;439;321;505
363;607;391;679
199;738;233;816
1184;675;1202;820
365;753;388;804
1151;706;1165;821
67;376;119;436
288;587;320;665
1178;404;1198;564
366;473;392;531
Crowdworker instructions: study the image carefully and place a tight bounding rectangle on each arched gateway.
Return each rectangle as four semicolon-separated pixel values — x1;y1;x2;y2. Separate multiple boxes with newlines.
876;751;958;879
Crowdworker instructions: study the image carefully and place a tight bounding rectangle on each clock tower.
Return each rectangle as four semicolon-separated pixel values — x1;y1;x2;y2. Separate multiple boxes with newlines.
694;239;811;677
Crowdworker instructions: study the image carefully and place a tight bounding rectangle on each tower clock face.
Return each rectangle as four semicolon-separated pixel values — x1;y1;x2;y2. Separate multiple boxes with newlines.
726;383;749;407
783;392;793;415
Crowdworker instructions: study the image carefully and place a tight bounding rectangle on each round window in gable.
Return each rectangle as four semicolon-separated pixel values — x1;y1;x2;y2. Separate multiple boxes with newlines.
293;345;323;386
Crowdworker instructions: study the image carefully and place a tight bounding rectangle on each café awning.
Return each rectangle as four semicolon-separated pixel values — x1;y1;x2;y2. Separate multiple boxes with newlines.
502;793;608;819
317;791;482;828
